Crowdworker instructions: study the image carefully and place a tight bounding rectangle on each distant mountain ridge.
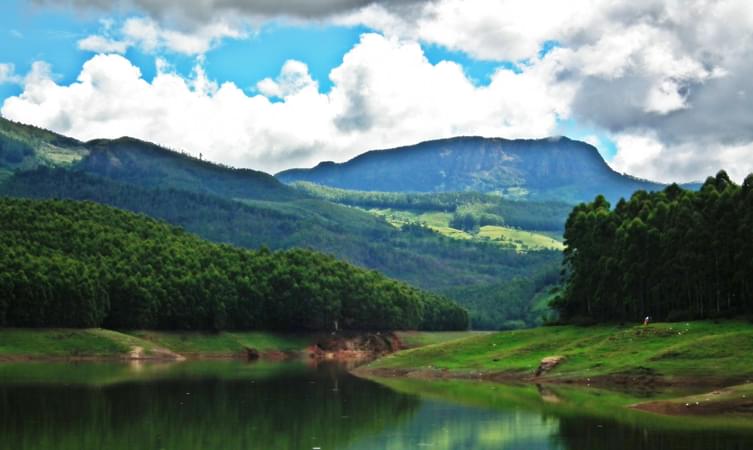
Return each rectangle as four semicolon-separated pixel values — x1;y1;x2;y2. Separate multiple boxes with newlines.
277;136;666;204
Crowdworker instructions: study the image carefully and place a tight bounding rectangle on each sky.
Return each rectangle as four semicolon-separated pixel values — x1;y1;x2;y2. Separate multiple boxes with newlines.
1;1;752;183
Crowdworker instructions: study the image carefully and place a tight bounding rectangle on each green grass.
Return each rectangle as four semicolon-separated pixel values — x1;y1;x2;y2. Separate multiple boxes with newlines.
0;329;487;360
131;331;313;354
368;321;753;381
368;208;562;251
477;225;564;251
0;328;158;358
396;331;490;348
0;329;316;359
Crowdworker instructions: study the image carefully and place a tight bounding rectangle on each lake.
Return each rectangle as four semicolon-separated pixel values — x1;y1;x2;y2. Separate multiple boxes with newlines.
0;360;751;449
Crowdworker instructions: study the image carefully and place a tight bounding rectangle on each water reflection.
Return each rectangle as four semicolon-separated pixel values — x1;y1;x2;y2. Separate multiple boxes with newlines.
0;361;418;450
0;361;752;450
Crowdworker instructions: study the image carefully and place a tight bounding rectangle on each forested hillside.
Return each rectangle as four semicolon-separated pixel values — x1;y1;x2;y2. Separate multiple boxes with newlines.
0;168;558;293
277;136;666;204
0;198;468;330
0;118;564;329
555;171;753;322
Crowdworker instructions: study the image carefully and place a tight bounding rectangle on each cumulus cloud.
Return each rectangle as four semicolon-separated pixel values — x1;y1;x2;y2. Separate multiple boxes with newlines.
121;17;245;55
77;16;247;56
78;35;129;53
611;131;753;184
1;34;567;173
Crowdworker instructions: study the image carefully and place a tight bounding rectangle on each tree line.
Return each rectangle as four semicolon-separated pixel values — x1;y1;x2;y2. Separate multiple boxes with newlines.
0;198;468;331
554;171;753;322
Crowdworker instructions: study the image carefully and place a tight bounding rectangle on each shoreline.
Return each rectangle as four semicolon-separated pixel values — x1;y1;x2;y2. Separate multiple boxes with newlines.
0;328;403;364
352;366;753;418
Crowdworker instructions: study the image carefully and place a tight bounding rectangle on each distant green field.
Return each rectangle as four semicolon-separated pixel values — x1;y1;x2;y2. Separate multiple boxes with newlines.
477;225;564;251
368;207;562;251
368;321;753;381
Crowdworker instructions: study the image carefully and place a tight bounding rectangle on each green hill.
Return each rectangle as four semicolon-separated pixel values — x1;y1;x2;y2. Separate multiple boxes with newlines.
0;118;88;181
82;136;298;202
364;321;753;383
0;197;468;331
277;136;666;204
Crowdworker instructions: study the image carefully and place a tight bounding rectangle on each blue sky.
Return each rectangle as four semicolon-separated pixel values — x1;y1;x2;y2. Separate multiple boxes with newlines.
1;0;750;182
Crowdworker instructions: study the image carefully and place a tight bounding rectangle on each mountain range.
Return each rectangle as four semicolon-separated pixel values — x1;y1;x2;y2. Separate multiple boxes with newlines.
1;117;684;329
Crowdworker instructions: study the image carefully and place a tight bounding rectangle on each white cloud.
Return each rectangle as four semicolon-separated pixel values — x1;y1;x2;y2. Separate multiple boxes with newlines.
256;60;317;98
0;64;22;84
338;0;596;61
610;131;753;183
1;34;567;173
121;17;246;55
76;16;247;57
78;35;129;54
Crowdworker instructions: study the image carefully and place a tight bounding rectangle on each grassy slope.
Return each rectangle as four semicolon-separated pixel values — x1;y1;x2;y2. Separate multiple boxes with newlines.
395;331;490;348
131;331;313;354
367;321;753;382
0;329;160;359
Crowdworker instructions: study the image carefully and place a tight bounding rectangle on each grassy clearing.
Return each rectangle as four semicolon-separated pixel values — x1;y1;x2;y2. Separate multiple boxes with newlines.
131;331;313;354
0;328;158;359
368;321;753;381
477;225;564;251
368;207;561;251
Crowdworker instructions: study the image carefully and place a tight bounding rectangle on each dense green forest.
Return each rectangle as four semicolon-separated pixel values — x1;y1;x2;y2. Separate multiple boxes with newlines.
1;168;560;329
555;171;753;322
0;198;468;331
442;264;560;329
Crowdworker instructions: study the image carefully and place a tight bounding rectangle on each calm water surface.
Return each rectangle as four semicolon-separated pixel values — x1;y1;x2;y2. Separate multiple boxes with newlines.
0;360;751;450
